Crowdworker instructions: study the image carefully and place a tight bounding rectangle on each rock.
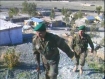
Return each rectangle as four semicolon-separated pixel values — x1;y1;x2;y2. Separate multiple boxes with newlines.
96;51;104;60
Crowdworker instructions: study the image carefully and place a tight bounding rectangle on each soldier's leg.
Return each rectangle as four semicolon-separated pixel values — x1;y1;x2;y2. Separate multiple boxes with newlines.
45;73;50;79
48;63;58;79
73;65;78;72
43;64;50;79
42;57;50;79
80;52;87;66
73;52;80;72
79;52;87;74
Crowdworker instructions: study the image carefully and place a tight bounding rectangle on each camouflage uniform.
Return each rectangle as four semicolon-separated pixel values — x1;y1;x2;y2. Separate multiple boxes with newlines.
33;32;74;79
71;33;94;66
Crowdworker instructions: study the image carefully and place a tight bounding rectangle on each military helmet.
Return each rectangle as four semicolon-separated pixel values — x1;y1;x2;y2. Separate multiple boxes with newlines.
34;22;46;31
78;25;86;31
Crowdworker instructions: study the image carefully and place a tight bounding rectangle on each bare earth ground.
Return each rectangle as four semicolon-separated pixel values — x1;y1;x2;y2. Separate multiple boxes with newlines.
0;1;104;11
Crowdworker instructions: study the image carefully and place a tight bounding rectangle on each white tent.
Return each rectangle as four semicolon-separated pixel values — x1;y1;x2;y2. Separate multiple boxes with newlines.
0;19;23;45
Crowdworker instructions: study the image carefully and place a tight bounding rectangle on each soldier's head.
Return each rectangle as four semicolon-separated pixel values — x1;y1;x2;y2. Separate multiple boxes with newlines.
78;25;86;36
34;22;46;38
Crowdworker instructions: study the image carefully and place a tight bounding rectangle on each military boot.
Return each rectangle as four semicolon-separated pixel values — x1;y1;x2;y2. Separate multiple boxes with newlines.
50;76;57;79
73;65;78;72
79;65;83;75
45;74;50;79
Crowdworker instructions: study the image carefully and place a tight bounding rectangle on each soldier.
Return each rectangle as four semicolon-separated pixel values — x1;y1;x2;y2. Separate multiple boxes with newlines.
32;22;74;79
71;25;94;75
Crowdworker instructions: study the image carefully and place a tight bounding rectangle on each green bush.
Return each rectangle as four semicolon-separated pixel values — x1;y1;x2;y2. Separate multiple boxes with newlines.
3;48;20;69
88;60;104;72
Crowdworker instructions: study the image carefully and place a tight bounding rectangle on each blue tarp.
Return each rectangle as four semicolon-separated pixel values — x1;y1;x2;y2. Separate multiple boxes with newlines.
86;16;95;20
30;17;43;22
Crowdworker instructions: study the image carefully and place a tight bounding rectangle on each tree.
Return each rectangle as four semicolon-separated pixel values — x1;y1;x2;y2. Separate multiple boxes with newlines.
96;6;102;15
61;7;68;16
100;38;105;46
50;9;55;20
22;1;37;17
62;8;72;27
101;21;105;27
22;1;28;13
72;13;78;21
85;20;90;25
8;7;19;18
89;23;99;38
72;11;83;20
70;13;78;27
77;10;83;18
61;7;65;15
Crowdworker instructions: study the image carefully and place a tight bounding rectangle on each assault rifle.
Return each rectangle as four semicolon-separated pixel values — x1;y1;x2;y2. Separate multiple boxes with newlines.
36;53;40;79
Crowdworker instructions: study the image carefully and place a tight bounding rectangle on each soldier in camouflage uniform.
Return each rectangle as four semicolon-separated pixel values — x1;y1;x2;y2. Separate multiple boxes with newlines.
71;25;94;75
32;22;74;79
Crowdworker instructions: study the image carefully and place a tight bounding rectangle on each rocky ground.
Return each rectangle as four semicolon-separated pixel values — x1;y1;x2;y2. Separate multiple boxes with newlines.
0;32;104;79
0;0;104;78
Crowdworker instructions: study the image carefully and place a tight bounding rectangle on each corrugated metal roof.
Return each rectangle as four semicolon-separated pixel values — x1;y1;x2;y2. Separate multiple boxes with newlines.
30;17;43;22
0;19;22;30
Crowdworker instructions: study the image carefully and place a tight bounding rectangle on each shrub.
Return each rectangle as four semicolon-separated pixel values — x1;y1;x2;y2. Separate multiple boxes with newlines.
87;54;105;73
2;48;20;69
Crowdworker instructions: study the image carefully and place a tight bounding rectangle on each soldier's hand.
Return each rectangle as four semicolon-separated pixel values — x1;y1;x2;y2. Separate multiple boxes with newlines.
71;56;75;60
72;50;75;52
91;49;94;53
36;66;40;72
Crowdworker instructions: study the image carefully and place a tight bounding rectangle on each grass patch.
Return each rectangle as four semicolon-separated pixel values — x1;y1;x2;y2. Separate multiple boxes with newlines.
87;54;105;73
88;62;104;72
16;72;31;79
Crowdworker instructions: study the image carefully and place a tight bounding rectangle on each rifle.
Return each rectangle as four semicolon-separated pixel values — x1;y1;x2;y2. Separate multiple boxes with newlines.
37;69;40;79
94;44;101;51
36;41;49;79
36;53;40;79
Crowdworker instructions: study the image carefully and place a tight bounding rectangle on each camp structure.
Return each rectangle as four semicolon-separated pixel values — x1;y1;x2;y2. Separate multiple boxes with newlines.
0;19;23;46
84;16;95;23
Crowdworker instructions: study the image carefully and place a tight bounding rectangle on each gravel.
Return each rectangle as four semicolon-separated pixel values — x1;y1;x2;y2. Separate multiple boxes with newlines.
0;44;104;79
0;32;104;79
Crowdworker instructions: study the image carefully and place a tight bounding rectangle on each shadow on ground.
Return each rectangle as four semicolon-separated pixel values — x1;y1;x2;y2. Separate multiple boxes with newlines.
22;33;34;43
84;69;104;76
15;62;44;71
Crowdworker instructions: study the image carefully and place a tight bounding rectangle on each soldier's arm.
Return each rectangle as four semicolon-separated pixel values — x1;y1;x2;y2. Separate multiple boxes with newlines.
54;35;74;58
71;36;76;51
32;35;40;68
87;35;94;51
35;52;40;71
